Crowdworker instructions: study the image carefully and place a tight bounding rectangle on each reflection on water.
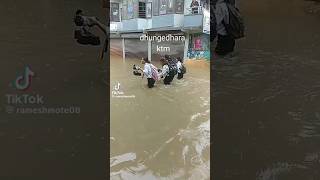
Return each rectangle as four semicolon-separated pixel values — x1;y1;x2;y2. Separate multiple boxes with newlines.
213;0;320;179
110;41;210;179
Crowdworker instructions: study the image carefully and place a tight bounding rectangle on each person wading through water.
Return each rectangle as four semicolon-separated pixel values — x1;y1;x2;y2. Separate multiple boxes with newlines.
74;9;101;45
164;54;178;79
214;0;244;56
73;9;107;61
137;57;159;88
214;0;234;56
176;57;186;79
159;57;175;85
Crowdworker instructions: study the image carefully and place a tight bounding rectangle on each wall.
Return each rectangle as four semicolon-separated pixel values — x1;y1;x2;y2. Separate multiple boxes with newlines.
122;18;147;31
152;14;184;28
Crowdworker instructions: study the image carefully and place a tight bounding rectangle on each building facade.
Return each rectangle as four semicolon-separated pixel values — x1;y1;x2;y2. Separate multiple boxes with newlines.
110;0;210;61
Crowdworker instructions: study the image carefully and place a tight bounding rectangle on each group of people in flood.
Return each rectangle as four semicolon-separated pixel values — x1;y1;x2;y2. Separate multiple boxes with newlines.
134;55;186;88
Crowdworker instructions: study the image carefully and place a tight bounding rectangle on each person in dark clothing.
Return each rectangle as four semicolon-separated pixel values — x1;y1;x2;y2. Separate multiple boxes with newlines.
73;9;105;46
214;0;235;56
159;58;174;85
215;32;235;56
211;2;217;42
226;0;236;6
164;54;178;80
147;78;156;88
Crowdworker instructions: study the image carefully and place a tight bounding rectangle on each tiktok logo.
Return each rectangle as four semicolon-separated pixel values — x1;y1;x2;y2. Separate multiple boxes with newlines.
112;82;124;97
114;82;120;91
14;66;35;91
111;81;135;98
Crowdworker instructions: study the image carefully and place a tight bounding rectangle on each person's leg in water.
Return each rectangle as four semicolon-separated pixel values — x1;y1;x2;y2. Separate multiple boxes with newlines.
229;35;235;53
167;75;175;84
215;34;235;56
147;78;155;88
163;76;171;85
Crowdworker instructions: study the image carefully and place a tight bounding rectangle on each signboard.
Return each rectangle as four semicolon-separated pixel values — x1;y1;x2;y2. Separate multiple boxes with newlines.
194;37;202;49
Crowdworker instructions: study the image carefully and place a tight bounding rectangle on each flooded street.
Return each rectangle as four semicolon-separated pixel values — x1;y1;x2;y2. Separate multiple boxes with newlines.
110;40;210;179
213;0;320;179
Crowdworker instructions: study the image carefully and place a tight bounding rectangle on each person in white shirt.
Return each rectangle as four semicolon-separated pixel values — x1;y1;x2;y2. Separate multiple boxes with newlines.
159;58;174;85
139;57;156;88
176;57;184;79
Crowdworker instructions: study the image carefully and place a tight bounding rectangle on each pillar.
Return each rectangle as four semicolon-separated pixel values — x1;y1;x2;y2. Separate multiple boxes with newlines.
122;38;125;61
184;33;190;60
148;38;152;62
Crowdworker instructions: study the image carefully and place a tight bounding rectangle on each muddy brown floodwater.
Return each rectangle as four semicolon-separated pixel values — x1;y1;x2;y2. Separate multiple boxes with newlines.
213;0;320;179
110;39;210;179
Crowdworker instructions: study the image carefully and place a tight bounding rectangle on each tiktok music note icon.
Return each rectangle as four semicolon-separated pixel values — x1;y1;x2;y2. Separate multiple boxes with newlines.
114;82;120;91
14;66;35;91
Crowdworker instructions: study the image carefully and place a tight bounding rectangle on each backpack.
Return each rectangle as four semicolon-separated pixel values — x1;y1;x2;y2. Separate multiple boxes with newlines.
150;64;160;81
181;65;186;74
224;3;245;39
168;62;178;77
